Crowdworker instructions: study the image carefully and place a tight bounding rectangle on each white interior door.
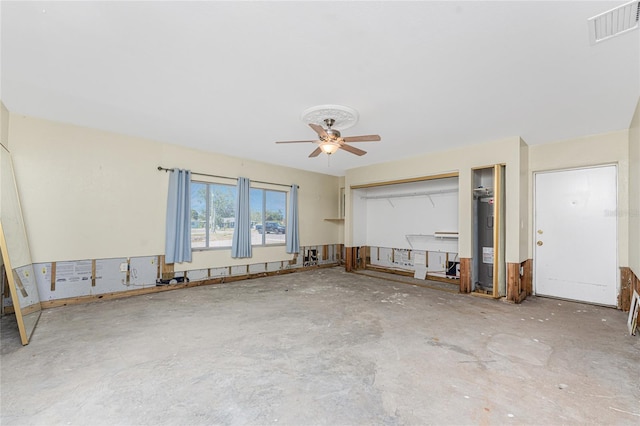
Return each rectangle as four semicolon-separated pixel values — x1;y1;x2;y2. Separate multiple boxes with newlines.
534;166;617;306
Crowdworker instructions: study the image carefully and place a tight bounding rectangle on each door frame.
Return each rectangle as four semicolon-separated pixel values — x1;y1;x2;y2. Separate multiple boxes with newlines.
532;163;619;305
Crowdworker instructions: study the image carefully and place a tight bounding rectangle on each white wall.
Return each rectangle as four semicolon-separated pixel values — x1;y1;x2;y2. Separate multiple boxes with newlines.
345;137;525;263
629;98;640;276
355;178;459;251
8;114;341;271
528;129;629;266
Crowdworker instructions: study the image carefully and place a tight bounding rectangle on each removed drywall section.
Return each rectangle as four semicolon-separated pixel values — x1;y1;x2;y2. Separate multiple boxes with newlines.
367;245;460;282
27;244;342;307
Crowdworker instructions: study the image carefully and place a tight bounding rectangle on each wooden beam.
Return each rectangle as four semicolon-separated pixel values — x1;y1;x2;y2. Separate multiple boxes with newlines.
459;258;471;293
361;246;369;270
522;259;532;296
364;264;414;277
50;262;56;292
507;263;520;302
91;259;96;287
350;172;459;189
161;256;174;280
620;267;640;311
3;267;9;298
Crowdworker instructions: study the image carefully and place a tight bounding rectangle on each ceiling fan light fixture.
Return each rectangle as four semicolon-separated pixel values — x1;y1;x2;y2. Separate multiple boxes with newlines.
320;141;340;155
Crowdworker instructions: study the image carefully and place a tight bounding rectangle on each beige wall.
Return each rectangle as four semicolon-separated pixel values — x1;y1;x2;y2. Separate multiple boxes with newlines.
629;98;640;276
336;176;346;245
8;114;341;271
1;101;10;269
519;138;530;260
345;137;526;263
1;101;9;149
6;106;635;276
528;129;630;266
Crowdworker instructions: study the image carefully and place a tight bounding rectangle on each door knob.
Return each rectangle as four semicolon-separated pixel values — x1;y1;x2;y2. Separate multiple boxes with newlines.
537;241;543;246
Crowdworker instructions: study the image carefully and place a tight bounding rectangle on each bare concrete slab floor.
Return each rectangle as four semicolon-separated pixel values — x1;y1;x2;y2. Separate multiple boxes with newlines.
1;267;639;425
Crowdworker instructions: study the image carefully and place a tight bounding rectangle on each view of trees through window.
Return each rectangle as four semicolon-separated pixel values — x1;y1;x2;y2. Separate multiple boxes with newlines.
191;181;286;249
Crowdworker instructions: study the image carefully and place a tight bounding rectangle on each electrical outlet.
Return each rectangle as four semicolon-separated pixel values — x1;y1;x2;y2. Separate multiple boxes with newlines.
120;262;128;272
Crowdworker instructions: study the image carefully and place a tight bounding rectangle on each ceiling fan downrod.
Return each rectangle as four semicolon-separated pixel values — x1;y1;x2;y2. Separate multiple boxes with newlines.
323;118;341;140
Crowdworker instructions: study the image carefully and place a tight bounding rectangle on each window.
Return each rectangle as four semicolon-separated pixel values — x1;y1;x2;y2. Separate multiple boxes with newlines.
191;182;237;249
191;181;287;249
252;188;287;246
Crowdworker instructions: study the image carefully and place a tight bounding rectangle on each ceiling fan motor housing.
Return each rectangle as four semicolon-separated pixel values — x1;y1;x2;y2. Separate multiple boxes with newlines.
325;128;341;140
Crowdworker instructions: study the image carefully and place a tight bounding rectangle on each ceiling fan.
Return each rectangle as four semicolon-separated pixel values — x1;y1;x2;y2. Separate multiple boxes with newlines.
276;118;381;157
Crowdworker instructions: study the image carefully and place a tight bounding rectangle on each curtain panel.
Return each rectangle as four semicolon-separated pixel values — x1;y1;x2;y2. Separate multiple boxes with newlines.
286;184;300;253
231;177;252;258
165;169;192;263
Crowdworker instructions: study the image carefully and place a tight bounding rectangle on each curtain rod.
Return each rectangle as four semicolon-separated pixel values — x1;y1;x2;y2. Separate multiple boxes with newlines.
157;166;298;189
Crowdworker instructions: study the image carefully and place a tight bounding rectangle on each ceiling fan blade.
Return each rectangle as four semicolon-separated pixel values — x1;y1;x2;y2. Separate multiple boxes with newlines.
309;123;328;138
275;140;318;144
339;143;367;156
342;134;381;142
308;147;323;157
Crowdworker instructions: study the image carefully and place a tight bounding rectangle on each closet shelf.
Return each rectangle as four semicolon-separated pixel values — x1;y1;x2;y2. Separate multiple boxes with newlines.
434;231;459;239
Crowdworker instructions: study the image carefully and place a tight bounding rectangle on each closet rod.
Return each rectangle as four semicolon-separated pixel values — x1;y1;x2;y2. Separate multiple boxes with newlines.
157;166;298;189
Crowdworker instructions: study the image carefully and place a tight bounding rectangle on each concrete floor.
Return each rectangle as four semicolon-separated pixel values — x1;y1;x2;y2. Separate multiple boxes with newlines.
1;267;639;425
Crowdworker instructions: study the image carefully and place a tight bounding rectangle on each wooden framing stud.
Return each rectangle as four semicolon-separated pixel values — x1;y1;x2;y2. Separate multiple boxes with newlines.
459;258;471;293
50;262;57;292
620;267;640;311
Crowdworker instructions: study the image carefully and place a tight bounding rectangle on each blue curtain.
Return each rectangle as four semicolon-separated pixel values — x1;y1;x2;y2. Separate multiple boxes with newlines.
232;177;252;258
286;184;300;253
165;169;192;263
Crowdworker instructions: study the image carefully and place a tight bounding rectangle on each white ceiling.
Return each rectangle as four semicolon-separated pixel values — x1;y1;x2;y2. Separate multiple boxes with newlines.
2;1;639;176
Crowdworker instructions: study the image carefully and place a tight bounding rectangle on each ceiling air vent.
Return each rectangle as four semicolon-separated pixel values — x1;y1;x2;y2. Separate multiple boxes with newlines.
588;0;639;44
